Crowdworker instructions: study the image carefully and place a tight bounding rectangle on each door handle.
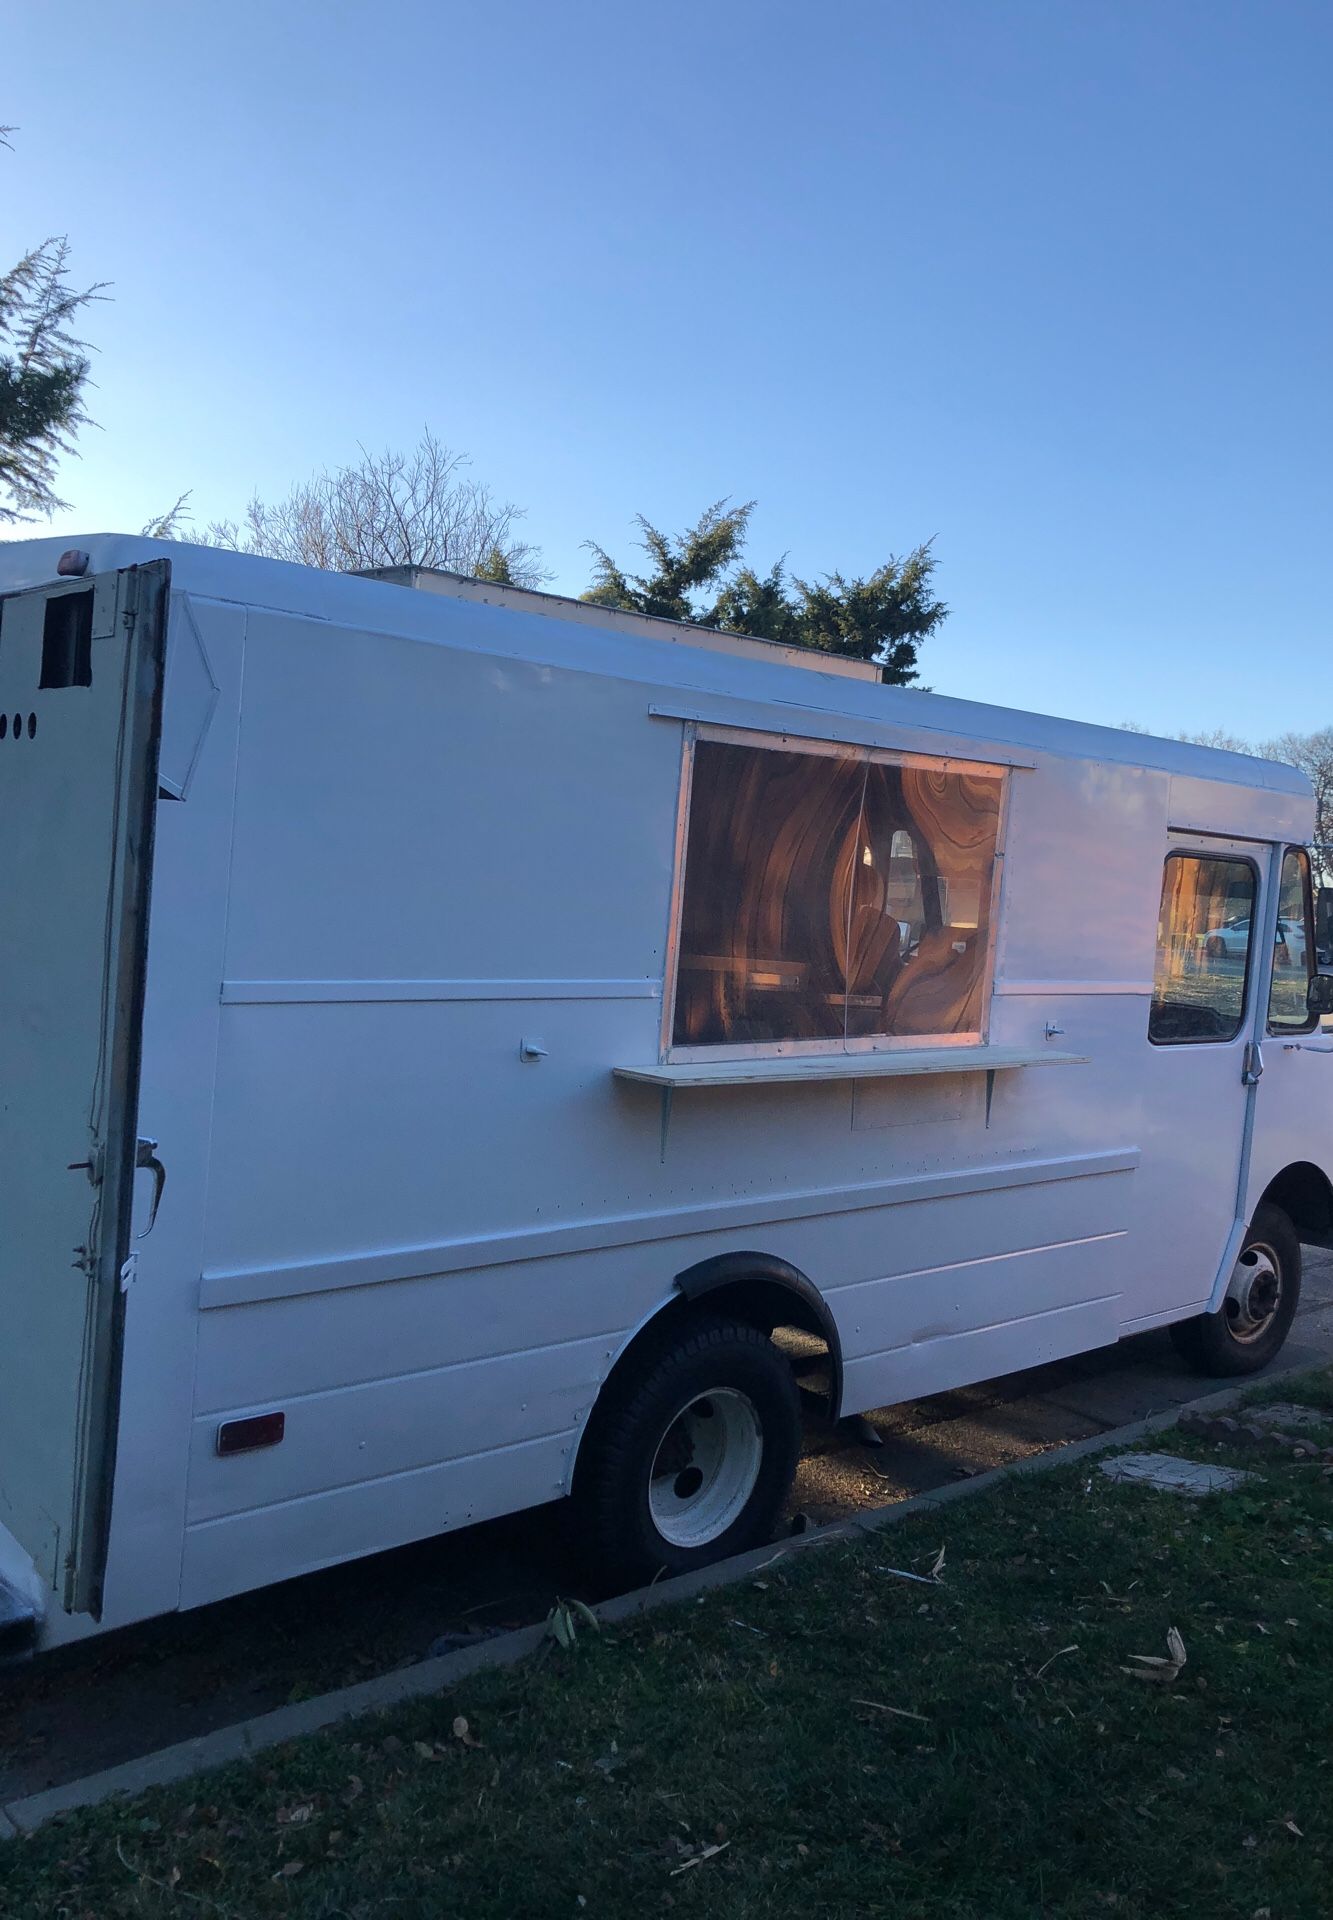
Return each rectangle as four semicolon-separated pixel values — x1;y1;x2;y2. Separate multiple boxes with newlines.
1242;1041;1264;1086
135;1138;166;1236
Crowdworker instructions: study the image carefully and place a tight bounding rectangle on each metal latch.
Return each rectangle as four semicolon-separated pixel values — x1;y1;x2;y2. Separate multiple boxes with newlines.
1242;1041;1264;1086
135;1138;166;1236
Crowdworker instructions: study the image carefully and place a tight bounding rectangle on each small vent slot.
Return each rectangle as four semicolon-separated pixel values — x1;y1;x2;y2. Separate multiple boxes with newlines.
40;591;93;689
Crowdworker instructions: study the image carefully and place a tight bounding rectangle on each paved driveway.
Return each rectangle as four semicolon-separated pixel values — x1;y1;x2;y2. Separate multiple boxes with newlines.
794;1245;1333;1518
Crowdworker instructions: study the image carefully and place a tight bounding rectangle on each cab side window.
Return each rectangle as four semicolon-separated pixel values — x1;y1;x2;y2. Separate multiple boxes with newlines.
1267;847;1317;1034
1149;854;1255;1044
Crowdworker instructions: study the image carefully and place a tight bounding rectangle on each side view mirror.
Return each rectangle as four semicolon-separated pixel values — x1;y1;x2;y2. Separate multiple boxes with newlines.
1308;972;1333;1017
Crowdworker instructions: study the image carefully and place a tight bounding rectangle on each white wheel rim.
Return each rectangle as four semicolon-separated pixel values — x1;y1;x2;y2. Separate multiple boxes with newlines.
647;1388;764;1549
1224;1240;1283;1343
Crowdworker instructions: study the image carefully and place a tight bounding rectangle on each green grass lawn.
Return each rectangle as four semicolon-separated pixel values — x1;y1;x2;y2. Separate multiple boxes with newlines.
4;1371;1332;1920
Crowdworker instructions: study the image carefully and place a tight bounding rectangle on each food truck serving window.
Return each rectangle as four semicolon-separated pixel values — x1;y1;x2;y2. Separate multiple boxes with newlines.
670;733;1005;1051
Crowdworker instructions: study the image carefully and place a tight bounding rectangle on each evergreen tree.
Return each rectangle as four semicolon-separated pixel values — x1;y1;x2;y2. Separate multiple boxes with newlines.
582;501;946;684
583;499;754;625
0;132;105;522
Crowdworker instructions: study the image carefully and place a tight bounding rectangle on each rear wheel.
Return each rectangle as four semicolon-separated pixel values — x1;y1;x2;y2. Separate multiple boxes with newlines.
573;1315;802;1591
1169;1203;1301;1376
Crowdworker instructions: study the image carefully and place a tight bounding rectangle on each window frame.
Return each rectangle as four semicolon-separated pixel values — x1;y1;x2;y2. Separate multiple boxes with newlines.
660;721;1012;1063
1148;848;1261;1048
1266;844;1319;1037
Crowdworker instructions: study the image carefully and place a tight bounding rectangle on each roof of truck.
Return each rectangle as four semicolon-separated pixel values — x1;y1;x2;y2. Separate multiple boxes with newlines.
0;532;1311;804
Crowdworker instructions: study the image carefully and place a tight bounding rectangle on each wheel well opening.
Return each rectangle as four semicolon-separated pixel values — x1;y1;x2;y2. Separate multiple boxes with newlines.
574;1258;841;1507
683;1275;825;1342
1260;1162;1333;1248
672;1254;842;1419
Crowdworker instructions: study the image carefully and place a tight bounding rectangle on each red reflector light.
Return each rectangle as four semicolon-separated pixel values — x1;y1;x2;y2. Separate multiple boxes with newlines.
56;549;90;577
217;1411;285;1456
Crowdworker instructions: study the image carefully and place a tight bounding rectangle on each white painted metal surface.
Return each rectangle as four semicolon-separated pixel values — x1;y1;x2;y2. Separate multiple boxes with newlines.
613;1046;1088;1087
0;563;167;1613
648;1389;763;1547
0;531;1326;1646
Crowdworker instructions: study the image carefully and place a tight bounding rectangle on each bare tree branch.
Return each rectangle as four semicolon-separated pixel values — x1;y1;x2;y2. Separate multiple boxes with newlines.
191;430;544;586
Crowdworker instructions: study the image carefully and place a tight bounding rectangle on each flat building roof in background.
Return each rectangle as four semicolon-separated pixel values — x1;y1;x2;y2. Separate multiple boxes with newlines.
353;565;880;683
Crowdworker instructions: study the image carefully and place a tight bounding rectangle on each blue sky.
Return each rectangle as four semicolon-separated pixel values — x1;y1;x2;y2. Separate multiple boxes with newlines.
4;0;1329;737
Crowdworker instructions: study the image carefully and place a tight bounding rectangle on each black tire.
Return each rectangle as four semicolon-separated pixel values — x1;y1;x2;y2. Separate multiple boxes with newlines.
573;1314;802;1592
1205;935;1226;961
1169;1203;1302;1376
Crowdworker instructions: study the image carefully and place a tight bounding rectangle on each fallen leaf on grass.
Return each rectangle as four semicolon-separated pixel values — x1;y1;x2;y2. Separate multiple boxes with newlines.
1123;1628;1186;1683
852;1699;929;1722
1284;1818;1304;1838
453;1715;482;1749
670;1840;731;1876
1034;1644;1079;1680
547;1598;601;1651
273;1860;304;1879
929;1544;946;1578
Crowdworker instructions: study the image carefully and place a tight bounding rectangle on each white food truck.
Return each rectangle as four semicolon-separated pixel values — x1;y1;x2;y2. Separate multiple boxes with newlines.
2;534;1330;1653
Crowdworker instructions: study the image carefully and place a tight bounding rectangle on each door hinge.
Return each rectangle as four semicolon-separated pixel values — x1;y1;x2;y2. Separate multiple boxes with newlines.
67;1145;104;1186
1242;1040;1265;1086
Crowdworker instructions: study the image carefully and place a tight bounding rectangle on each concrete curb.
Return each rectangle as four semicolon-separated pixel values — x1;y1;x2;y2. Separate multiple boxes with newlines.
1;1358;1322;1839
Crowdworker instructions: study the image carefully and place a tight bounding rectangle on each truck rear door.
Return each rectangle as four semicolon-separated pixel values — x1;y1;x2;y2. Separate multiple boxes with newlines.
0;560;167;1615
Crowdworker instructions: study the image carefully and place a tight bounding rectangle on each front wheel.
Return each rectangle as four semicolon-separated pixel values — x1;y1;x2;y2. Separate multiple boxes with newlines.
1169;1203;1301;1376
573;1315;802;1591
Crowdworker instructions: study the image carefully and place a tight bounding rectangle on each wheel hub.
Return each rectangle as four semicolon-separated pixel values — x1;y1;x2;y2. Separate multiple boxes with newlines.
1224;1241;1282;1343
647;1388;763;1549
